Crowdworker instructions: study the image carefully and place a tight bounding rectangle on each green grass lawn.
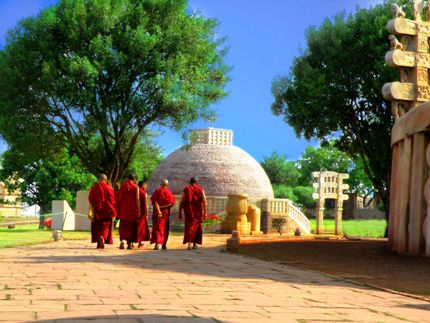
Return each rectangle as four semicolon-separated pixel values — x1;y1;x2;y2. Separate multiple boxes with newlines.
0;224;94;248
0;223;184;249
308;218;387;238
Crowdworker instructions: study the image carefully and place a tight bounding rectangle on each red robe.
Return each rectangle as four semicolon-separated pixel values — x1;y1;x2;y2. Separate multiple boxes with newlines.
150;186;175;246
136;187;150;243
88;182;117;244
116;180;140;242
180;184;205;245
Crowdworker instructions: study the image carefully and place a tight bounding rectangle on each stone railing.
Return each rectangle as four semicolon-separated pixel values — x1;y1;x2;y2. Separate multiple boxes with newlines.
286;201;312;234
260;198;311;234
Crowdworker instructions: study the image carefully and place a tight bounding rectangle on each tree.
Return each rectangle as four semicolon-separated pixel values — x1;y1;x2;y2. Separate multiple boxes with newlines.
260;152;300;186
0;0;229;185
0;148;95;213
271;1;405;220
298;142;351;186
124;134;163;182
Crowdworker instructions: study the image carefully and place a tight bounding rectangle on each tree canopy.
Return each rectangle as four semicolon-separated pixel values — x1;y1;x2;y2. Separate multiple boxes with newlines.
270;1;405;217
0;0;229;185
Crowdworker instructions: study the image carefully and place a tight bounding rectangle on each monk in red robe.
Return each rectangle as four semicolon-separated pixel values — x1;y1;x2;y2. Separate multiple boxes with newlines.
116;173;141;249
150;179;175;250
179;177;207;250
136;181;150;248
88;174;117;249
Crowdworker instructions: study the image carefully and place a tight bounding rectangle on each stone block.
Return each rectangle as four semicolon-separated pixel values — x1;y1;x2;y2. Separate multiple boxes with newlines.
51;200;75;230
75;191;91;231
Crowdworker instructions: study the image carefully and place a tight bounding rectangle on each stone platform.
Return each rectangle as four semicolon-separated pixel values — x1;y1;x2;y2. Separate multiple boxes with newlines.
0;235;429;322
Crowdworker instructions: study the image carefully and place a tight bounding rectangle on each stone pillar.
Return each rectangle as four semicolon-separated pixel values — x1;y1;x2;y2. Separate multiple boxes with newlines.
261;211;271;234
334;199;343;236
247;204;262;234
316;201;324;235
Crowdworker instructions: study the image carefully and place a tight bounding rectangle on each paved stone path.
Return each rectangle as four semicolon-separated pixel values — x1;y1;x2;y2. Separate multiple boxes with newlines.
0;235;429;323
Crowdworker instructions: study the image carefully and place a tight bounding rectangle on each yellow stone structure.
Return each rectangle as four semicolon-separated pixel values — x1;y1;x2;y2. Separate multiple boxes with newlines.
382;1;430;256
0;182;22;217
311;171;349;235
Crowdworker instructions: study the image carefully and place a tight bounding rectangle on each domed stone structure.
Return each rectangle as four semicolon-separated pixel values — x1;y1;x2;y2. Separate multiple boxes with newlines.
148;128;274;199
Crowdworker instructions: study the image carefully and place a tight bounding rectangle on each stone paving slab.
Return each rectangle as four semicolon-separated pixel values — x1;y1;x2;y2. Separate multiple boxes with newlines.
0;235;429;322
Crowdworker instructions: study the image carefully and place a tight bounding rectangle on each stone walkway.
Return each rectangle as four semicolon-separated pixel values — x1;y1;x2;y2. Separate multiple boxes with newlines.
0;235;429;323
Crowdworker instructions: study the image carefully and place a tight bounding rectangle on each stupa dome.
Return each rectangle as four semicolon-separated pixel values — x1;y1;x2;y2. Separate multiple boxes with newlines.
148;128;274;199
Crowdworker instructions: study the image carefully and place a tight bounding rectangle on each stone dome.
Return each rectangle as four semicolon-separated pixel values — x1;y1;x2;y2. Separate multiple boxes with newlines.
148;128;274;199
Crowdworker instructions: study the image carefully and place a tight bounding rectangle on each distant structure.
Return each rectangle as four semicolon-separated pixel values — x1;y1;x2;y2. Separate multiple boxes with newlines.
0;182;22;217
311;171;349;235
382;1;430;256
148;128;274;199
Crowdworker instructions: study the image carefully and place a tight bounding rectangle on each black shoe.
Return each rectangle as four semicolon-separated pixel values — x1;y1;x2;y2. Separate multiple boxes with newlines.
153;244;160;250
192;244;198;250
162;245;167;250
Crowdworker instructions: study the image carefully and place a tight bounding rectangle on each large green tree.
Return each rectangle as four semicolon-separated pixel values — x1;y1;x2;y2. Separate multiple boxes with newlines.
271;1;404;219
0;0;229;185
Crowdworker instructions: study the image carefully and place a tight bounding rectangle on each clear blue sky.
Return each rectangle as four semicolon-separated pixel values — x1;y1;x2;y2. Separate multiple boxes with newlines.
0;0;382;161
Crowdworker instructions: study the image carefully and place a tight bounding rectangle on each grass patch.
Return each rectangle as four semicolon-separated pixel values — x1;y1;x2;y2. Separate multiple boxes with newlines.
0;224;95;248
308;219;386;238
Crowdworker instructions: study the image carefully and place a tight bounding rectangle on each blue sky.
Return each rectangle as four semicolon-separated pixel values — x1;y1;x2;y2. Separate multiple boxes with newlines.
0;0;382;161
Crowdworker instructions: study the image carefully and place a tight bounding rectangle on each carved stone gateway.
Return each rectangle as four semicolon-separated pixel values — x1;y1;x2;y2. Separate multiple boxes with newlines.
311;171;349;235
382;1;430;256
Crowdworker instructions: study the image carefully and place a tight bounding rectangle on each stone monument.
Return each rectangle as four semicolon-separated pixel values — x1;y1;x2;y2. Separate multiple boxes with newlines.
382;0;430;256
311;171;349;235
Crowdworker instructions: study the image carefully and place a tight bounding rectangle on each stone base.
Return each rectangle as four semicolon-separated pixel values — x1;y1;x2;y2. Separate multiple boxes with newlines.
251;230;263;235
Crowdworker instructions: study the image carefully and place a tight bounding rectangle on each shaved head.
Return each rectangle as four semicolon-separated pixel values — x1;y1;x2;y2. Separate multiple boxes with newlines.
98;174;107;182
160;179;169;187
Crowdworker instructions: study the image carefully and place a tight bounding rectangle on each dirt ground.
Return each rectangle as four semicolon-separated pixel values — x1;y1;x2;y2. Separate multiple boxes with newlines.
238;239;430;298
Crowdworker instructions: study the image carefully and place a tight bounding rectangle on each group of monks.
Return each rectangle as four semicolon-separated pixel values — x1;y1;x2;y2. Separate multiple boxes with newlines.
88;173;208;250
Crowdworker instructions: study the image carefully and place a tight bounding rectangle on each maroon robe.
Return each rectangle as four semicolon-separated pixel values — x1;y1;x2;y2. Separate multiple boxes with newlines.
116;180;140;243
150;186;175;246
89;182;117;244
136;187;150;243
180;184;206;245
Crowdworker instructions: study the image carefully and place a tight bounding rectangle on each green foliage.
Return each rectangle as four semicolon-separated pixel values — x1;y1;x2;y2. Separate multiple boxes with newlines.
273;184;296;200
0;0;230;185
261;152;300;186
271;1;408;218
0;148;95;213
262;142;373;209
298;142;351;185
125;134;163;182
292;186;315;209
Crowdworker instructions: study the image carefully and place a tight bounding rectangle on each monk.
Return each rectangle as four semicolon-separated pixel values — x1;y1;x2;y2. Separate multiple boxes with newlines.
179;177;207;250
116;173;141;249
150;179;175;250
136;181;150;248
88;174;117;249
